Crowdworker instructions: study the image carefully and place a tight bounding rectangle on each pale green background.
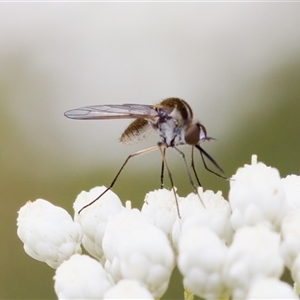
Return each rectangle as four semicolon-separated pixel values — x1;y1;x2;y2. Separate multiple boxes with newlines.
1;2;300;299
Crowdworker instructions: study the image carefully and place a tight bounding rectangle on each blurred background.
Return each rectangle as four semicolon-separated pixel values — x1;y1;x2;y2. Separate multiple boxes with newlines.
1;2;300;299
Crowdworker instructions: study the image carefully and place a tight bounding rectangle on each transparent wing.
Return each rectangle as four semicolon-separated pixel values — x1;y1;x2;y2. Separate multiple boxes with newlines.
64;104;158;120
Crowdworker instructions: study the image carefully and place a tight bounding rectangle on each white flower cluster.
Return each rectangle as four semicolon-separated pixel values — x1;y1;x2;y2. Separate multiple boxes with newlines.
17;155;300;299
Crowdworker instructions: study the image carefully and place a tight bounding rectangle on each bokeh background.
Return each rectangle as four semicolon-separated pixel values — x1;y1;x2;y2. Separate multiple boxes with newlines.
1;2;300;299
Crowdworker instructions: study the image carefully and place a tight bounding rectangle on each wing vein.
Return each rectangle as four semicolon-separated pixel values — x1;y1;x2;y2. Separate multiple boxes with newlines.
64;104;158;120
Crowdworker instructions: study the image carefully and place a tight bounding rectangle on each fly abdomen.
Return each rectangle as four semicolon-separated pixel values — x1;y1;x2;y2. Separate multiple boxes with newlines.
120;118;151;144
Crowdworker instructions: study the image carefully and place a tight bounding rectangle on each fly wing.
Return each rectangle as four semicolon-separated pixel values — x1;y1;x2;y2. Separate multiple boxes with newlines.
64;104;158;120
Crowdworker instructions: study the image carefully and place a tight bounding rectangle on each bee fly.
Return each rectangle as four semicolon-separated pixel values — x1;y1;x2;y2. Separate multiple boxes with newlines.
64;97;226;216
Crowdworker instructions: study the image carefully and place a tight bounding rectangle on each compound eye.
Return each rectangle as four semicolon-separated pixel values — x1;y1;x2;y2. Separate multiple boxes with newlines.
184;123;200;145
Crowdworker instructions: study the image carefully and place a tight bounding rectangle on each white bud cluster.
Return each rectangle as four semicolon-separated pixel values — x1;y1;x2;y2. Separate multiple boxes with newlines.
229;155;286;230
73;186;124;264
17;156;300;299
102;208;174;298
54;254;113;299
17;199;83;268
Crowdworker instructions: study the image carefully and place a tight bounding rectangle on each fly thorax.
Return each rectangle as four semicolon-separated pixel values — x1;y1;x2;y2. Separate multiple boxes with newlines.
169;107;185;122
156;117;184;147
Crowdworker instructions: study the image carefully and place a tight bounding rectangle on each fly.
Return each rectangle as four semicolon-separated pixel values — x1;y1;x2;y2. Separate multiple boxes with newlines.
64;97;226;217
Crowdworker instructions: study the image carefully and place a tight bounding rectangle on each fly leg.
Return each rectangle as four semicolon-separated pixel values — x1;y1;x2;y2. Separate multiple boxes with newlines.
191;146;202;187
195;144;227;180
173;146;205;208
157;142;181;218
78;145;159;214
160;148;166;189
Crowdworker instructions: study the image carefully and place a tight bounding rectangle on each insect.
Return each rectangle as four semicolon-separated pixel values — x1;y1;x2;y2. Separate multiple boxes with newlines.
64;97;225;216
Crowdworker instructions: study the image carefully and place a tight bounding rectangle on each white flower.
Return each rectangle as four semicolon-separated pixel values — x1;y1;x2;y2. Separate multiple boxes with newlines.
223;225;284;299
17;199;82;269
177;226;228;299
281;175;300;211
102;208;175;298
229;155;286;231
280;208;300;270
54;254;113;299
73;186;124;263
291;253;300;290
103;279;154;299
172;188;233;249
19;152;300;299
246;277;298;299
141;188;178;240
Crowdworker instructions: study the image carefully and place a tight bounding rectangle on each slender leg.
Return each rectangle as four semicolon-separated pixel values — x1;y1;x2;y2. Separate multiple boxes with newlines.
78;145;159;214
160;148;166;189
195;144;228;180
173;146;205;208
157;142;181;218
191;146;202;187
